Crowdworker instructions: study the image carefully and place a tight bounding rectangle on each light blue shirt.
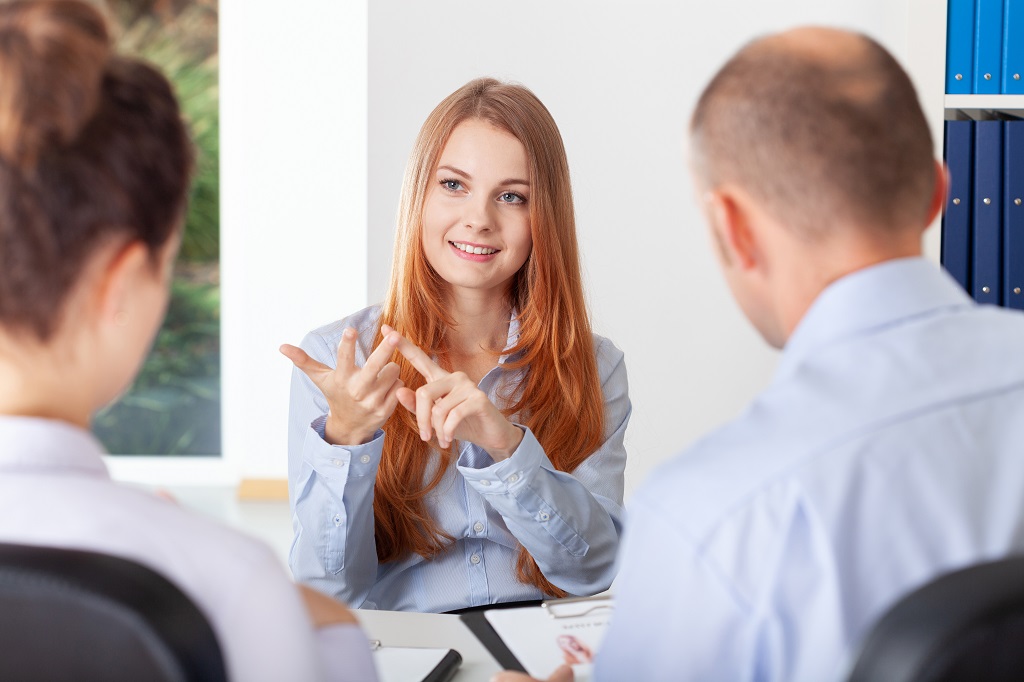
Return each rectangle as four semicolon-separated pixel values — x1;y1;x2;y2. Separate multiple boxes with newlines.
288;305;631;612
597;258;1024;682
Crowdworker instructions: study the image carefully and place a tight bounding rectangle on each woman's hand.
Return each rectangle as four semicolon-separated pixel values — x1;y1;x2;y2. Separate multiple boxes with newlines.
384;325;525;461
280;329;404;446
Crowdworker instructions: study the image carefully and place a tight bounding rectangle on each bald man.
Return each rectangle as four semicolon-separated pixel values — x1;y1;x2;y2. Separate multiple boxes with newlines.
497;27;1024;682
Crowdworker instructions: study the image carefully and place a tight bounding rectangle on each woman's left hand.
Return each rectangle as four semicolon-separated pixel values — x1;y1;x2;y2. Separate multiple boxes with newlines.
383;325;524;461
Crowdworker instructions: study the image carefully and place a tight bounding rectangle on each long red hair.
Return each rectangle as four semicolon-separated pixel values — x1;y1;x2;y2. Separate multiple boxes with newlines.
374;78;604;598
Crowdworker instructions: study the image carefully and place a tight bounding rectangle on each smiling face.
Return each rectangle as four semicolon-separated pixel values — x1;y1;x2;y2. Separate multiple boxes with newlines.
421;118;533;301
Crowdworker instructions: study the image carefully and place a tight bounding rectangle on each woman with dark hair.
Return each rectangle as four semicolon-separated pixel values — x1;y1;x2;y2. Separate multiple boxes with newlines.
0;2;374;679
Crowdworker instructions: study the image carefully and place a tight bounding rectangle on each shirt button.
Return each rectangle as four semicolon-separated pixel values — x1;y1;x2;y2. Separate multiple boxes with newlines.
470;554;481;565
360;454;371;464
538;511;550;522
480;479;491;486
508;473;520;484
332;514;343;526
331;458;343;467
473;522;484;533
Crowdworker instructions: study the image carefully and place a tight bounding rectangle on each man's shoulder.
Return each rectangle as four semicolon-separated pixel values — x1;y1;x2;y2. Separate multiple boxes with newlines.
632;401;801;542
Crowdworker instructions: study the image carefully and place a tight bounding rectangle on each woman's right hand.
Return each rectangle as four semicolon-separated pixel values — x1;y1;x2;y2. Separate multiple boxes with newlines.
280;328;404;445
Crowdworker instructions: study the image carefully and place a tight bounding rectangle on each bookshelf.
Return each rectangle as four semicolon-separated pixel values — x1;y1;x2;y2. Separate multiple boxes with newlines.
945;95;1024;119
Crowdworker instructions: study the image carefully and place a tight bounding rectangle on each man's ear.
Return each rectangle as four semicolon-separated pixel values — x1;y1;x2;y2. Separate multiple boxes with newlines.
709;188;760;271
94;241;150;329
926;158;947;230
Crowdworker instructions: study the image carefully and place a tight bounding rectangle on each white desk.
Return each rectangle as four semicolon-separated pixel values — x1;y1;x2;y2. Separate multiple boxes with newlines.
355;609;503;681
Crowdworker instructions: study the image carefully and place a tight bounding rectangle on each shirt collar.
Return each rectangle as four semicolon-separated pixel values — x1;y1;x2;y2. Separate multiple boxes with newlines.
498;309;522;365
776;257;974;381
0;415;110;478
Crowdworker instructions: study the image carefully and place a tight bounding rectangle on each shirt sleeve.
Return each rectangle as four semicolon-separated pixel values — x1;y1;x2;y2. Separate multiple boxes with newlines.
316;624;380;682
287;329;383;607
215;544;327;682
456;338;631;595
594;499;753;682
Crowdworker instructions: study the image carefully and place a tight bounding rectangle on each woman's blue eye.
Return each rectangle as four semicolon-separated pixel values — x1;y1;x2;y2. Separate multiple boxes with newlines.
500;192;525;204
441;179;462;191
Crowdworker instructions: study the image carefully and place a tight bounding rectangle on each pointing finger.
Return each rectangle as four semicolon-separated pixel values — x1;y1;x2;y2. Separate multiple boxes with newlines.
335;328;359;376
389;331;448;382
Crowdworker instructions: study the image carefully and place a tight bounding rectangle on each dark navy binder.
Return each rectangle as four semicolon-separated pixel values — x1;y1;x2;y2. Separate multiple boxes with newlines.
948;0;976;93
975;0;1004;93
973;120;1004;305
1005;121;1024;310
1004;0;1024;94
943;120;974;293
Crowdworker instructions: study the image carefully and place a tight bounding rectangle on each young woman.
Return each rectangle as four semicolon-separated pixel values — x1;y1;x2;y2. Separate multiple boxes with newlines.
284;78;631;613
0;2;374;680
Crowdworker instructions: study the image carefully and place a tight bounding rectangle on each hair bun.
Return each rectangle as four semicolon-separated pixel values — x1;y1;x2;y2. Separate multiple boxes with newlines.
0;0;110;172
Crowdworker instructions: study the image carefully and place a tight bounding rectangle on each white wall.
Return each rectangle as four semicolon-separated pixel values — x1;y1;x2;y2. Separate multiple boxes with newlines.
368;0;927;495
110;0;948;491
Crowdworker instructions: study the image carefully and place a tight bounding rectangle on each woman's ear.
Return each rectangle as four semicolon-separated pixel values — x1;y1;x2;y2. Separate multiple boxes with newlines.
708;188;760;271
94;241;151;329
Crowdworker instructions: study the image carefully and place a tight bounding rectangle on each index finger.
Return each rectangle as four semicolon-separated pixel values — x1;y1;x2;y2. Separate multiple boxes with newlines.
388;331;448;382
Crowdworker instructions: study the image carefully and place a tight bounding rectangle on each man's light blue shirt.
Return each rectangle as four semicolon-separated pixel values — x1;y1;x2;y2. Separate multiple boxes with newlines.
287;305;631;612
598;258;1024;681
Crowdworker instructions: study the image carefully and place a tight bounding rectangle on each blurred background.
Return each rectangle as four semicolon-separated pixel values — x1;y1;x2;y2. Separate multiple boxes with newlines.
94;0;221;457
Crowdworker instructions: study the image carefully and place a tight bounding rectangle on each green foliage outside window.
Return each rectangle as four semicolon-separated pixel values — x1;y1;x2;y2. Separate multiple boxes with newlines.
94;0;221;456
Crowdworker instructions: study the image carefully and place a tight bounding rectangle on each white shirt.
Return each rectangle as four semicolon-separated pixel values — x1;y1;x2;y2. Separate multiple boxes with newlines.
0;416;376;682
598;258;1024;681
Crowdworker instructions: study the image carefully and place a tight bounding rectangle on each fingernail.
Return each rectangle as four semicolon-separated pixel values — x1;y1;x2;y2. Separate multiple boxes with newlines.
343;328;354;340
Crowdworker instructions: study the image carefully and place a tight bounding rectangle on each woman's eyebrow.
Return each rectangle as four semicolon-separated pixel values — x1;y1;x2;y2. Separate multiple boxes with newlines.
437;164;470;178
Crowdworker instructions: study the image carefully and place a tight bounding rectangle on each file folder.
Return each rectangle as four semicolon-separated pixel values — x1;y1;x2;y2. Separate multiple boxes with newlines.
942;120;974;293
947;0;976;93
1004;0;1024;94
975;0;1004;93
1005;121;1024;310
973;120;1004;304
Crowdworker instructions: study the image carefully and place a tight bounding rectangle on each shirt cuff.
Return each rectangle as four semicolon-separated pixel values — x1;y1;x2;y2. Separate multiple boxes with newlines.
316;623;378;682
306;415;384;479
456;425;548;493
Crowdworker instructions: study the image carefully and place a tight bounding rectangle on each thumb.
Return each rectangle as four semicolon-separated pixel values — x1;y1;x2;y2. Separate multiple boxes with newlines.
396;386;416;413
280;344;331;381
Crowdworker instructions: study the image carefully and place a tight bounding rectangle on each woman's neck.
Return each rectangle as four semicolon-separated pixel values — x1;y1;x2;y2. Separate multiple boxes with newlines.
445;288;513;357
0;337;92;428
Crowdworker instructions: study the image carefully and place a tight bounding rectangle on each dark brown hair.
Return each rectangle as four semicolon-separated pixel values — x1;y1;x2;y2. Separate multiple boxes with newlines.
0;0;193;340
690;30;935;238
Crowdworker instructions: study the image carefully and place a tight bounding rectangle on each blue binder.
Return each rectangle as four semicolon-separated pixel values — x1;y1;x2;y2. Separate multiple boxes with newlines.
942;120;974;292
975;0;1004;93
973;120;1004;305
948;0;976;93
1004;0;1024;94
1005;121;1024;310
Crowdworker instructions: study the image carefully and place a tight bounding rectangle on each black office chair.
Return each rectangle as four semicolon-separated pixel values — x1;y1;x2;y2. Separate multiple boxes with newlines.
0;542;227;682
846;555;1024;682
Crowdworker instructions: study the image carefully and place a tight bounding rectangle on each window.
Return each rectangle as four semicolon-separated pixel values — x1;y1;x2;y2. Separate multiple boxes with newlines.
95;0;221;458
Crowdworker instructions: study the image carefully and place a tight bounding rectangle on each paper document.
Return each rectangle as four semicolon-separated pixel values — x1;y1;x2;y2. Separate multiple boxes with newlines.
482;597;612;678
373;646;461;682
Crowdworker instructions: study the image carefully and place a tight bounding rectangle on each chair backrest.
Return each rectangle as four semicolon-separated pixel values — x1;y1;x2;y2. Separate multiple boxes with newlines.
846;555;1024;682
0;542;227;682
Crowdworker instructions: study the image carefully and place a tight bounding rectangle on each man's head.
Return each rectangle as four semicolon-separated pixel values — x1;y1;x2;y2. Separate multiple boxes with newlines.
689;27;944;347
